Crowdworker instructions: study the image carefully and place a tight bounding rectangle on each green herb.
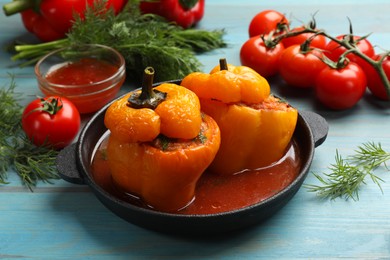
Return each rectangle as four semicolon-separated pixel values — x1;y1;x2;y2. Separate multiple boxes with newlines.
305;142;390;200
0;77;59;190
196;132;207;144
10;0;226;82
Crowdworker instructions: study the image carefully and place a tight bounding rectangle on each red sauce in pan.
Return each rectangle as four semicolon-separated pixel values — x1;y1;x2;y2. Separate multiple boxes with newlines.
90;134;302;215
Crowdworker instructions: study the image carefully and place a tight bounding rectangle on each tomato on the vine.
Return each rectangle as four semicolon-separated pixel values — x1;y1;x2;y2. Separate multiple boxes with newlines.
279;44;327;88
325;35;375;69
363;54;390;100
281;26;327;49
315;62;367;110
240;36;285;78
248;10;289;37
22;96;81;149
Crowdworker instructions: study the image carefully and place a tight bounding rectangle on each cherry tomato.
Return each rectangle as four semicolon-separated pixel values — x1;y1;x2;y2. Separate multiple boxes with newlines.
240;36;285;78
363;54;390;100
248;10;289;37
22;96;81;149
279;45;327;88
325;35;375;69
281;26;327;49
315;62;367;110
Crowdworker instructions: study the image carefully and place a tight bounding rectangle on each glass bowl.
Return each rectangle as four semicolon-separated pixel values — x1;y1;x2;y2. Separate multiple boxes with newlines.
35;44;126;114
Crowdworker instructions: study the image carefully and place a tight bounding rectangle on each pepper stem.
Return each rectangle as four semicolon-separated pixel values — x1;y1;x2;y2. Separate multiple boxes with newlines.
219;58;228;71
127;67;167;109
3;0;36;16
179;0;199;10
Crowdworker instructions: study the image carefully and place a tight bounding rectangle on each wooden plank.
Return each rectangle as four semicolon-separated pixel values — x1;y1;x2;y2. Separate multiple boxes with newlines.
0;0;389;258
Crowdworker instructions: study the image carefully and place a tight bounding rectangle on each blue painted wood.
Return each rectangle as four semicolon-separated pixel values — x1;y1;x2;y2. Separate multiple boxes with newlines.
1;0;390;258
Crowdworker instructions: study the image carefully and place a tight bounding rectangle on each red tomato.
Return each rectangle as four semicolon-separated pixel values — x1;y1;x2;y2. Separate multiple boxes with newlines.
240;36;285;78
315;62;367;110
363;54;390;100
279;45;327;88
22;96;81;149
281;26;327;49
248;10;289;37
325;35;375;69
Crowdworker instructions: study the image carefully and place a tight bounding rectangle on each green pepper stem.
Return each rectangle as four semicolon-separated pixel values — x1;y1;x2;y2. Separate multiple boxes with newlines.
3;0;35;16
179;0;199;10
127;67;167;109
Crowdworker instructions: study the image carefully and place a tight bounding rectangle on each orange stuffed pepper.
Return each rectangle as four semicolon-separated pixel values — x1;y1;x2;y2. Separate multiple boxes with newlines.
181;59;298;175
104;67;221;212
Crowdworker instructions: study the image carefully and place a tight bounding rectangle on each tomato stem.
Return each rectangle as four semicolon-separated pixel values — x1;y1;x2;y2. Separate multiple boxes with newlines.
271;25;390;100
127;67;167;109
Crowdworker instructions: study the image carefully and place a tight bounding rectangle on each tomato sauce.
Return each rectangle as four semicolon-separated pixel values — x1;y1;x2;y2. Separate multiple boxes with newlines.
90;133;301;215
42;58;124;114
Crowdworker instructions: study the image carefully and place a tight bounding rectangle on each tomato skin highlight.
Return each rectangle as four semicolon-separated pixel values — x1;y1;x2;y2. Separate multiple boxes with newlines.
240;36;285;78
22;96;81;149
279;45;327;88
315;62;367;110
248;10;288;37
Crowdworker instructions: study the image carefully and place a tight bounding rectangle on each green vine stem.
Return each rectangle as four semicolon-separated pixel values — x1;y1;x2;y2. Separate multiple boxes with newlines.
266;24;390;99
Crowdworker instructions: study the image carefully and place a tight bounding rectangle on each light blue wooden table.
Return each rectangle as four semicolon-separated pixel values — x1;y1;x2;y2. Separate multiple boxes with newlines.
1;0;390;259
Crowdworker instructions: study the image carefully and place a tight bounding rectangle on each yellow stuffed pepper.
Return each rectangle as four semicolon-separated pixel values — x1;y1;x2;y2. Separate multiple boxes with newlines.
104;67;221;212
181;59;298;175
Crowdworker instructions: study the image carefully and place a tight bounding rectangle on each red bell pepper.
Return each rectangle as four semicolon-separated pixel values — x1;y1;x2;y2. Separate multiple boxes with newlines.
3;0;126;42
140;0;205;28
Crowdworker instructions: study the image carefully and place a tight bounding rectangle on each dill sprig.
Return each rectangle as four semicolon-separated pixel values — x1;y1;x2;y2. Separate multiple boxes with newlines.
11;0;226;82
305;142;390;200
0;77;59;190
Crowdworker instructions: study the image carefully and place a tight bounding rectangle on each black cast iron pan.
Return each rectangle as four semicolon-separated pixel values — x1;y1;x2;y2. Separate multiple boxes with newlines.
56;80;328;236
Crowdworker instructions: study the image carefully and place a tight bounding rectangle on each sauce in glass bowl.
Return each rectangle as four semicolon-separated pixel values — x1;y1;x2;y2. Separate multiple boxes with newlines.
35;44;126;114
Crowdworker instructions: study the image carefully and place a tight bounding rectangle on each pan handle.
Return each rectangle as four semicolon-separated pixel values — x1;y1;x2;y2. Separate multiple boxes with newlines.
56;143;86;185
300;110;328;148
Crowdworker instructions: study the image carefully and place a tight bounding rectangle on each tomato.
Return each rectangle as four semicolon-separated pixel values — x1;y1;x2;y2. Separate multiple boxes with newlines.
248;10;289;37
315;62;367;110
325;35;375;69
281;26;327;49
22;96;81;149
279;45;327;88
240;36;285;78
363;54;390;100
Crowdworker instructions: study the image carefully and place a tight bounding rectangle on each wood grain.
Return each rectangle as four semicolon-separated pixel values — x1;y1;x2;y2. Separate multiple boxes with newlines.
0;0;389;258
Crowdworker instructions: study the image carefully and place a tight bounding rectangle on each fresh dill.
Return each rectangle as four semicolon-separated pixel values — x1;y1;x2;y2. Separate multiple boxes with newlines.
11;0;226;82
305;142;390;200
0;77;59;190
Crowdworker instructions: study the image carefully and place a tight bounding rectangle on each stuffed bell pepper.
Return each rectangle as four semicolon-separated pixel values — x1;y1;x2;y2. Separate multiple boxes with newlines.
181;59;298;175
104;67;220;212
